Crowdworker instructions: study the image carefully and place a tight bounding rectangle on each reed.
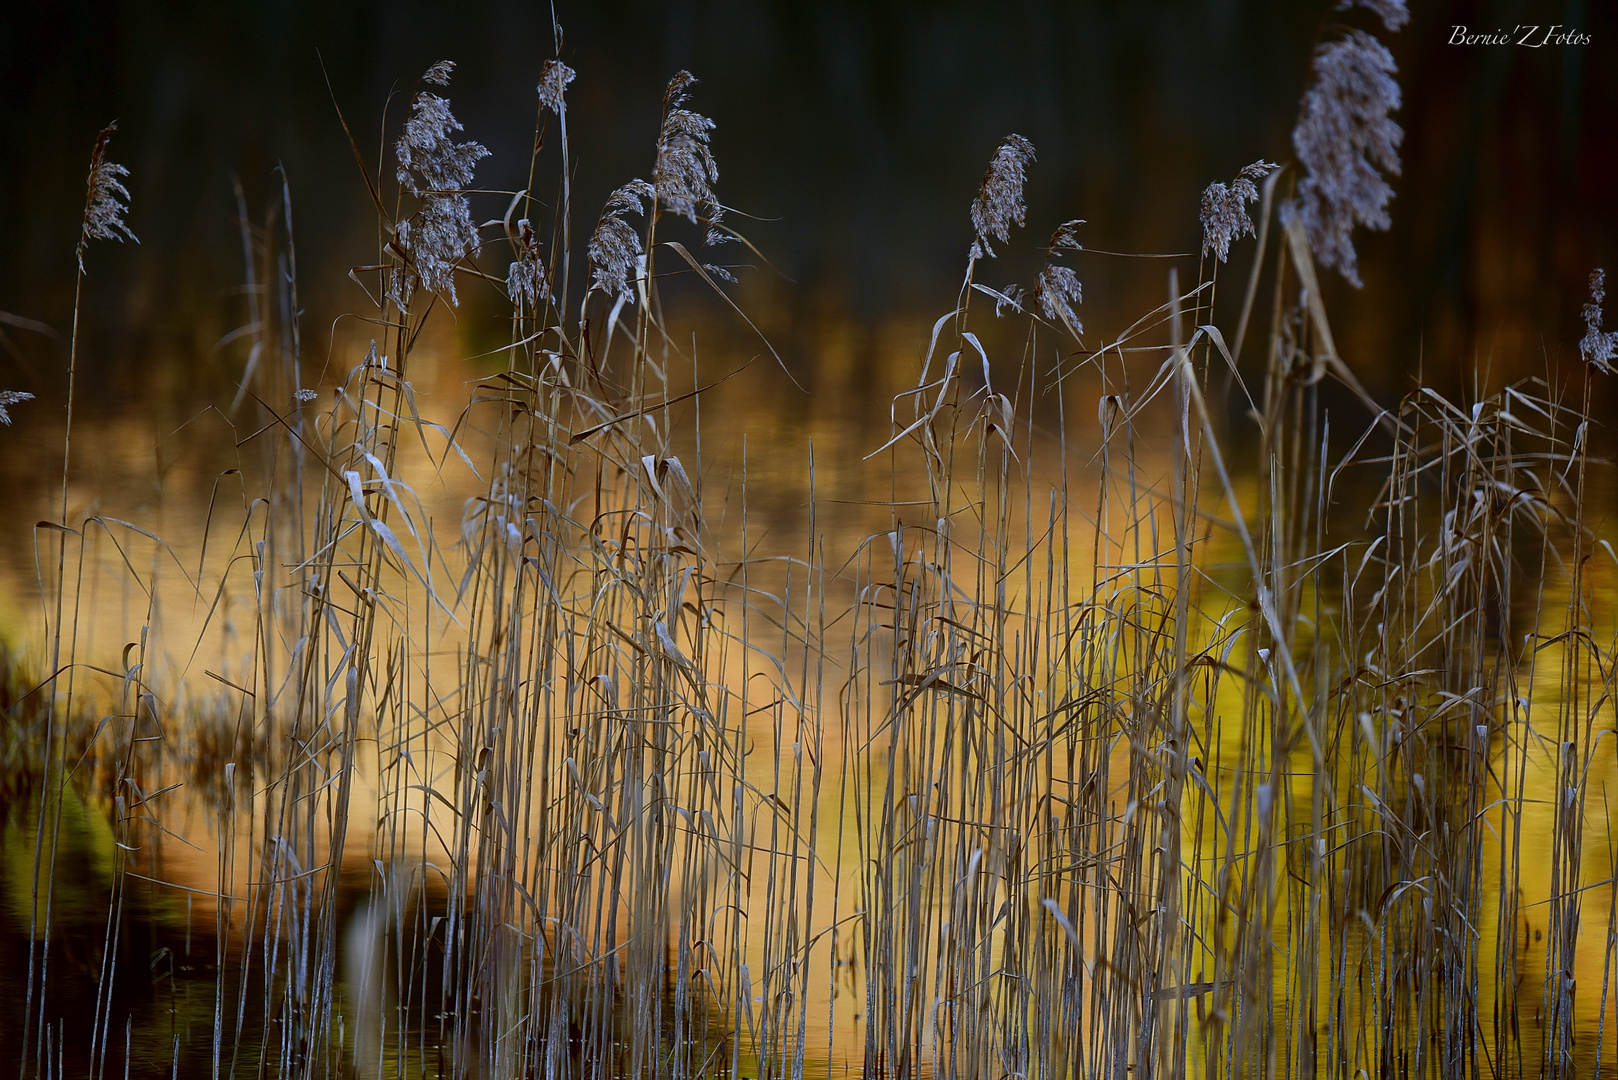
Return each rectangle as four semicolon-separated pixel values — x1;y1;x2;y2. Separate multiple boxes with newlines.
5;4;1618;1079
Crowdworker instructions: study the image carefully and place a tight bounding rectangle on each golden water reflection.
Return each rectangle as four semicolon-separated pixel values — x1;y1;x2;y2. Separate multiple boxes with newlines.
3;339;1618;1078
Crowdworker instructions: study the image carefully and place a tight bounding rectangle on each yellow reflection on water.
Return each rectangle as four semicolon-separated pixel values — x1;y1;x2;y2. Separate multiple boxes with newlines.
5;331;1618;1079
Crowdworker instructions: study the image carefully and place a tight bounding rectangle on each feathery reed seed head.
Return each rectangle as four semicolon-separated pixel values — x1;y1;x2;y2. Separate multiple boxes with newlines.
537;60;577;116
1046;219;1084;253
1033;220;1083;332
1201;161;1277;262
588;179;655;304
970;134;1035;259
393;62;490;306
396;91;488;196
1337;0;1410;32
993;285;1026;317
1035;266;1083;331
0;390;34;426
78;123;136;271
663;68;697;108
653;71;721;237
506;219;549;307
1291;30;1403;286
1581;269;1616;372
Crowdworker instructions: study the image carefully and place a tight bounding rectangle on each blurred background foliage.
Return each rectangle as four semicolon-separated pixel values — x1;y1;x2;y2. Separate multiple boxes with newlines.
0;0;1612;407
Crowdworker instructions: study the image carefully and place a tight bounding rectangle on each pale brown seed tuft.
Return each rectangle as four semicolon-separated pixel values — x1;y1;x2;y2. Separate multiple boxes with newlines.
969;135;1035;259
78;123;137;272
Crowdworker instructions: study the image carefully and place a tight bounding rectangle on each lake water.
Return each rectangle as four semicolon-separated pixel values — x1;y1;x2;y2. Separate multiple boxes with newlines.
4;318;1618;1080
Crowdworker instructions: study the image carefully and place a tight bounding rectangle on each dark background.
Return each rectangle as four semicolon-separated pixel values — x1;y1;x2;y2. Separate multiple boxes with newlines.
0;0;1613;408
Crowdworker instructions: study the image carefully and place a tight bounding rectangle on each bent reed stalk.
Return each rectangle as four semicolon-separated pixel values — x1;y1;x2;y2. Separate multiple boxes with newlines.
6;17;1618;1080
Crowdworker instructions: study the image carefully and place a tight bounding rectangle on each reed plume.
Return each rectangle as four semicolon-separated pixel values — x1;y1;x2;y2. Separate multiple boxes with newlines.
506;218;548;306
588;179;654;304
393;60;490;306
1580;268;1615;372
1291;28;1403;285
652;70;723;241
969;133;1035;258
1337;0;1409;32
537;58;576;115
0;389;33;425
77;122;136;271
1033;219;1084;332
1199;159;1277;262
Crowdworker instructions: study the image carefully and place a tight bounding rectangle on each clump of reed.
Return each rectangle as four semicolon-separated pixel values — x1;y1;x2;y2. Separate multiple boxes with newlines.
7;2;1618;1079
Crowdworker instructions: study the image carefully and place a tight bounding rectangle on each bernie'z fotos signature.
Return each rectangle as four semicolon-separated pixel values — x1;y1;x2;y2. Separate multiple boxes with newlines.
1449;25;1591;47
